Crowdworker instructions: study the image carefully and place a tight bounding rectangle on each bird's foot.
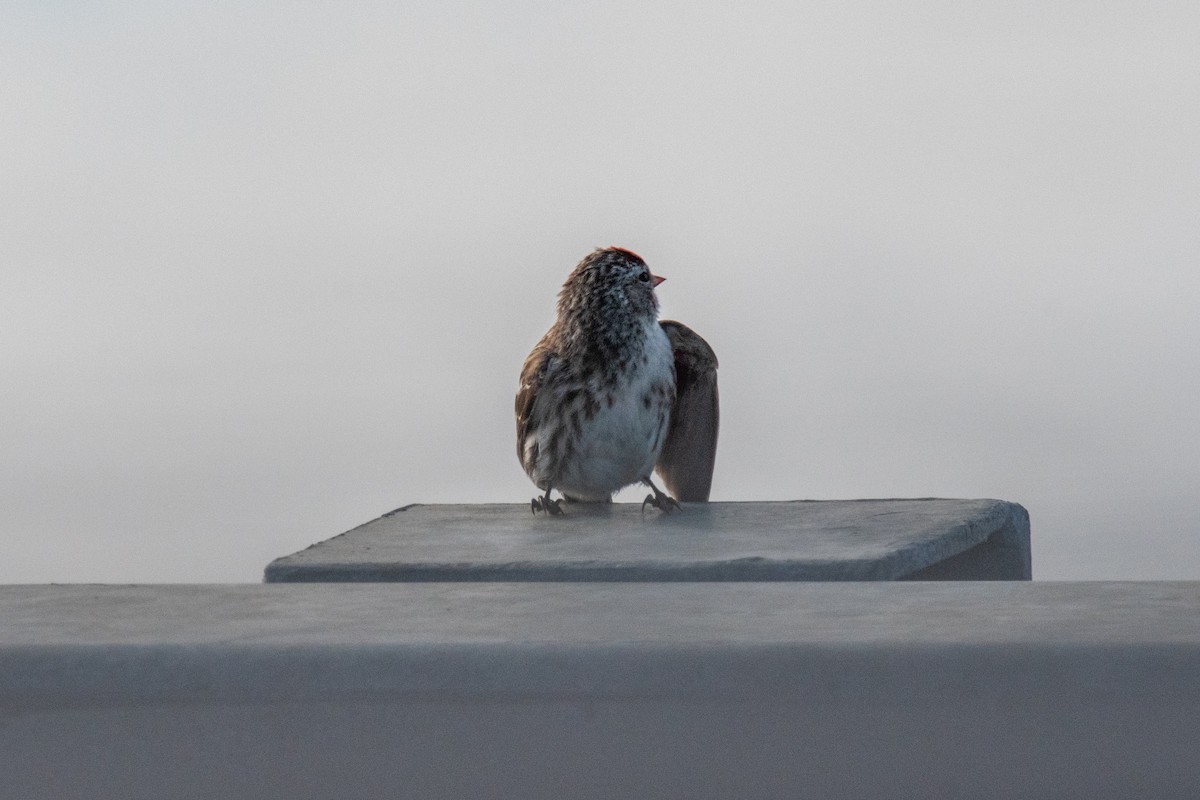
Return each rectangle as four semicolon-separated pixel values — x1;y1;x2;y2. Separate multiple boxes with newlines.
531;491;563;515
640;478;681;515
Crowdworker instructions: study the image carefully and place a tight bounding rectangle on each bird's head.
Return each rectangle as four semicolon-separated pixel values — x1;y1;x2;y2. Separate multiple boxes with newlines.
559;246;665;322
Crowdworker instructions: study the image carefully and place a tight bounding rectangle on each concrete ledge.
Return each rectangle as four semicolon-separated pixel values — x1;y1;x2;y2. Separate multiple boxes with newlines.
2;582;1198;799
265;499;1031;582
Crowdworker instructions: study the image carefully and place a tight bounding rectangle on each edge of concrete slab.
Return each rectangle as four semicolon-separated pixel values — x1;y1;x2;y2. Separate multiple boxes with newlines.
264;499;1031;583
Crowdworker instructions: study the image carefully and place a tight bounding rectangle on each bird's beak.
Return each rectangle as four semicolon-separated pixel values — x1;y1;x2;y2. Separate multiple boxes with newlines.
652;275;666;287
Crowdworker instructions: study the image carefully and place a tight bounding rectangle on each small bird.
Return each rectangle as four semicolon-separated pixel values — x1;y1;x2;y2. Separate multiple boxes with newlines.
515;247;719;514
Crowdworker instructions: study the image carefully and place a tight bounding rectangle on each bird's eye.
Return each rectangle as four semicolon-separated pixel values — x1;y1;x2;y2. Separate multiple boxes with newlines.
638;271;650;282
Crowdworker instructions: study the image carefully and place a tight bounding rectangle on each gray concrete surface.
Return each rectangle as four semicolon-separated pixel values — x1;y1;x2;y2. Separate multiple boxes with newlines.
265;499;1031;582
2;582;1198;799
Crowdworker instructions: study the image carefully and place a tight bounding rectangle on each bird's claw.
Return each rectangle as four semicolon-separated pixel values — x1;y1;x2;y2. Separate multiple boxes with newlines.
531;495;563;515
641;491;681;515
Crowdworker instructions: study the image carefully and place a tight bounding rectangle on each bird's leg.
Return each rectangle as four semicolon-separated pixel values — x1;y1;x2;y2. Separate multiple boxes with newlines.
641;476;681;515
531;487;563;515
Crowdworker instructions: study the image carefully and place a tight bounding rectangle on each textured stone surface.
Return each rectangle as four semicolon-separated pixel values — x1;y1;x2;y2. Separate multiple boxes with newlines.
265;498;1031;582
1;582;1198;799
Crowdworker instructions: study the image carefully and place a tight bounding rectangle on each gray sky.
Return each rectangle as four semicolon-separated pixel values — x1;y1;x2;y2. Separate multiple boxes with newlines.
3;2;1198;582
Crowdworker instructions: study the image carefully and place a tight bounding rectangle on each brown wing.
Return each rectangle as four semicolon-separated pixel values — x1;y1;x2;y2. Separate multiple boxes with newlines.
515;338;557;476
656;320;719;502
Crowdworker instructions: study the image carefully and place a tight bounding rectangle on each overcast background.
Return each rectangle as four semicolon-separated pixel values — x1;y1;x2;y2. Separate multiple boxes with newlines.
3;2;1197;583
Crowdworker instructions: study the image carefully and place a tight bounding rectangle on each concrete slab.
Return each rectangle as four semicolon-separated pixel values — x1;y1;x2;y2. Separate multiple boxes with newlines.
264;498;1031;582
1;582;1198;799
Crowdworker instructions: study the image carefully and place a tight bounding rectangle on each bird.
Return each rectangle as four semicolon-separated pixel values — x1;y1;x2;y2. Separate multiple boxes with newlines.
515;247;719;515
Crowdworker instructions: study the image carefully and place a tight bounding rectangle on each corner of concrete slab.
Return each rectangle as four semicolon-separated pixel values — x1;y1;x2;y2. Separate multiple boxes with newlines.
903;502;1031;580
